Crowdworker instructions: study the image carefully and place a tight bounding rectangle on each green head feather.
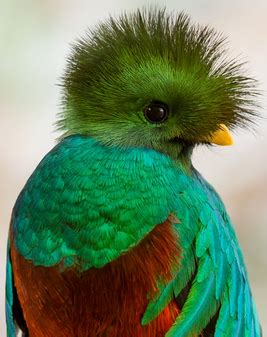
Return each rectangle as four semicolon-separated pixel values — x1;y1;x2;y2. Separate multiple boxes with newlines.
59;8;258;159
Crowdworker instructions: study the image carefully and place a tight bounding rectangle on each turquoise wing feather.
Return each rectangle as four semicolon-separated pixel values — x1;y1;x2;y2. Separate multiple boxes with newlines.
142;171;261;337
6;239;27;337
6;241;16;337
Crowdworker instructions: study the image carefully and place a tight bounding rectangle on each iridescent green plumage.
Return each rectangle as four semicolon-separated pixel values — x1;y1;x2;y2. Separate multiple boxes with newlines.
13;136;183;269
6;8;261;337
8;135;261;336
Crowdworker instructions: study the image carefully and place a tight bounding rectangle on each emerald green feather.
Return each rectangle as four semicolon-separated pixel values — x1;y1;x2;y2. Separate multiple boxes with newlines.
166;271;218;337
172;247;195;297
5;241;16;337
215;252;228;300
196;254;213;283
141;246;195;325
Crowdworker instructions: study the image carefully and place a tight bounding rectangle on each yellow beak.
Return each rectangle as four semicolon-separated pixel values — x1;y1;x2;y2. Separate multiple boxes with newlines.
206;124;234;146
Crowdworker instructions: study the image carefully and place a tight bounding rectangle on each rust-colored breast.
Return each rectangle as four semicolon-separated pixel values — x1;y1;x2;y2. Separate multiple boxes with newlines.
11;216;180;337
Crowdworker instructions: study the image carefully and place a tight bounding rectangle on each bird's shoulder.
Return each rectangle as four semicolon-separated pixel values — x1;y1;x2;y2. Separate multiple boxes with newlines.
10;136;192;270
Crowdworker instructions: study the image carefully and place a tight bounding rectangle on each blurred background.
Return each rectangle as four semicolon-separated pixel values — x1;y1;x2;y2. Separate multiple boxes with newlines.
1;0;266;335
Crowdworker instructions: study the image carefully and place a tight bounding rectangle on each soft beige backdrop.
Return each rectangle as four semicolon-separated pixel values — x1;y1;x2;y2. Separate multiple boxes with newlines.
1;0;266;335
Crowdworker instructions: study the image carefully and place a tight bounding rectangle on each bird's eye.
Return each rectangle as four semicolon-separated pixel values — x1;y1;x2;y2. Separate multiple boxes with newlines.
144;102;169;124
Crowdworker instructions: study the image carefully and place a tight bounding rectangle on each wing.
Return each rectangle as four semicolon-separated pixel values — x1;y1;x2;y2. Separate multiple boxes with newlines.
6;239;28;337
142;170;261;337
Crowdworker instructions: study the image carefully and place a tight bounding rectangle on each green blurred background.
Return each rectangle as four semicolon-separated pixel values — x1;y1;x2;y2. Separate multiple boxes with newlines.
1;0;266;335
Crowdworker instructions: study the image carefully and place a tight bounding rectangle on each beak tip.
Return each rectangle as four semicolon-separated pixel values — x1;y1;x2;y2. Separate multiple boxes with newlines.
209;124;234;146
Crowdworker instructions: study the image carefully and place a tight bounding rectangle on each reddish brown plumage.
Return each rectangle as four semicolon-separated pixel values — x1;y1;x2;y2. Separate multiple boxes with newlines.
11;215;181;337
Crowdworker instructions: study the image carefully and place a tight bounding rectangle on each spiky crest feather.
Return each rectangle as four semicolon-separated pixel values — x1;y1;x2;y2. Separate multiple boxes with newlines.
59;8;258;159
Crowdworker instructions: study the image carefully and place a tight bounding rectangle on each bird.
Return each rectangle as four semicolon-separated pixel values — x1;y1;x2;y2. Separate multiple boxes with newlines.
6;8;261;337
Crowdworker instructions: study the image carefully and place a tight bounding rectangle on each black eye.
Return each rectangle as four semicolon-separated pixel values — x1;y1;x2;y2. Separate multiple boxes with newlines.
144;102;169;124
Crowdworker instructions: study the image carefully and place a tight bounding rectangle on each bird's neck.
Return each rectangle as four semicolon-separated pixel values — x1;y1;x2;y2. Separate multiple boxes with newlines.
173;145;194;174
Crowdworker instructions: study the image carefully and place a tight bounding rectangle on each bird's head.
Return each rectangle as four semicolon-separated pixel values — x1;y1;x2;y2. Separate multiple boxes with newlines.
59;9;258;160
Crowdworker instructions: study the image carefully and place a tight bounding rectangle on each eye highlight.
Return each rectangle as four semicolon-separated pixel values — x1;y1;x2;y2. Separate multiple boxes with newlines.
144;101;169;124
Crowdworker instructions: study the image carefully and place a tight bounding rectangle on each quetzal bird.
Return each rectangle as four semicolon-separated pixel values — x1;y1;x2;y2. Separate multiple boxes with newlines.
6;9;261;337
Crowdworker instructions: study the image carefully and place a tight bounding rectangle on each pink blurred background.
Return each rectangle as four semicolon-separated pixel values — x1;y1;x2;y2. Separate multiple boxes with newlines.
1;0;266;334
